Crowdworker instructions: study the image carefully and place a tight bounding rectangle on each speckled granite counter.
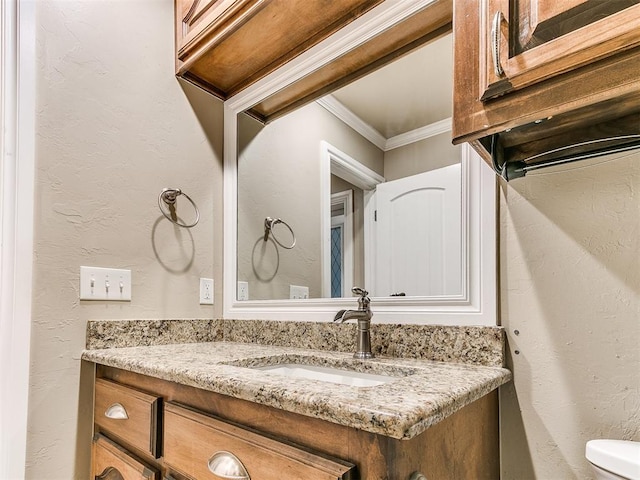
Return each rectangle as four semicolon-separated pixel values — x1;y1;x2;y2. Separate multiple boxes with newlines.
82;340;511;440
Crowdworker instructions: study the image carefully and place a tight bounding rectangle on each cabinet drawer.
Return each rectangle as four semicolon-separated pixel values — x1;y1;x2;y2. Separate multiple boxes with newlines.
164;403;355;480
95;378;161;458
92;434;159;480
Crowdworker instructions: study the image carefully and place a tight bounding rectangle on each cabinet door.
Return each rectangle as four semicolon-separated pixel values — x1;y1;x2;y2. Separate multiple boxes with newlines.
92;434;159;480
452;0;640;160
164;403;355;480
481;0;640;100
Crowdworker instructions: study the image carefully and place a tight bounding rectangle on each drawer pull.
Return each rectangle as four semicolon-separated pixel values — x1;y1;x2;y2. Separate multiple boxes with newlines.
104;403;129;420
207;451;250;479
409;473;427;480
96;466;125;480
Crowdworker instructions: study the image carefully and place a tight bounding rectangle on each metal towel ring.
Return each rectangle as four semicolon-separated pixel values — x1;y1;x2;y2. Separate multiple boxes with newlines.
158;188;200;228
263;217;296;249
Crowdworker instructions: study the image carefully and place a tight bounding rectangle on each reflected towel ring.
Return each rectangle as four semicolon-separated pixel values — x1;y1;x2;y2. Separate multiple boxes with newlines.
264;217;296;249
158;188;200;228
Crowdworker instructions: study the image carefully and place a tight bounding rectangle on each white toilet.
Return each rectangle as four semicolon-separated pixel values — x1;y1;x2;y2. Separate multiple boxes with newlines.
586;439;640;480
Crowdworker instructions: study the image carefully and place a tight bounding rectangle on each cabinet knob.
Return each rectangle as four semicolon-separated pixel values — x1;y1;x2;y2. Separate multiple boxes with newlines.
491;11;505;77
207;451;250;479
104;403;128;420
409;473;427;480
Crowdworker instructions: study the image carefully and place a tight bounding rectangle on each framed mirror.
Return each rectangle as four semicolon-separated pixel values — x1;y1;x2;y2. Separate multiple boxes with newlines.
223;1;496;325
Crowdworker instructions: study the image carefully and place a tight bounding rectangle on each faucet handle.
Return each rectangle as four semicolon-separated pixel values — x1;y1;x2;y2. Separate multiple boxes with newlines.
351;287;368;297
352;287;370;310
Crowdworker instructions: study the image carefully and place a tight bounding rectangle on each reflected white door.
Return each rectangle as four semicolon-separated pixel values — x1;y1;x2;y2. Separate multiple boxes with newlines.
374;163;462;297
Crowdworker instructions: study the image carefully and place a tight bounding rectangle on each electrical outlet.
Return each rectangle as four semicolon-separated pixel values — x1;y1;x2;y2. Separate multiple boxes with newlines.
289;285;309;299
80;266;131;301
199;278;214;305
237;281;249;301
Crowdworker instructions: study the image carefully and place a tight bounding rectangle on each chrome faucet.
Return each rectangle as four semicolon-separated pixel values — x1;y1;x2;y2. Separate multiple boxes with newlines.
333;287;373;359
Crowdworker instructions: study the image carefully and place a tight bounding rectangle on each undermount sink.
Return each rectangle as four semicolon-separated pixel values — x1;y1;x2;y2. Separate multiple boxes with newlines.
252;363;398;387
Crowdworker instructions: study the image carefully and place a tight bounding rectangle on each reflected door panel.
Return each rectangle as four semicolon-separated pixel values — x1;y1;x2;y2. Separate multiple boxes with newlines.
375;164;461;297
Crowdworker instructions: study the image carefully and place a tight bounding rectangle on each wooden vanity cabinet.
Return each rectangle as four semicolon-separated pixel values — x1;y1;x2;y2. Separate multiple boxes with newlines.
94;365;500;480
452;0;640;169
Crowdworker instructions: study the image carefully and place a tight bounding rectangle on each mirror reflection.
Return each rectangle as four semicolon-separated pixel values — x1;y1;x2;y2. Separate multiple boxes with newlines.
237;33;461;301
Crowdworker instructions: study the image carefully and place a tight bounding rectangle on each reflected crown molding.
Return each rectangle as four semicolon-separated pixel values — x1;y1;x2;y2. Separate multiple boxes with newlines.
317;95;453;152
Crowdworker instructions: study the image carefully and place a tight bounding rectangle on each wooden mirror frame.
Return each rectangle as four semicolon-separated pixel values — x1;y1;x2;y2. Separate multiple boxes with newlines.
223;0;497;325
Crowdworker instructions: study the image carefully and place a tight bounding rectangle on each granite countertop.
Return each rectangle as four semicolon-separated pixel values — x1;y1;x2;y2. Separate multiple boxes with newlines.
82;340;511;440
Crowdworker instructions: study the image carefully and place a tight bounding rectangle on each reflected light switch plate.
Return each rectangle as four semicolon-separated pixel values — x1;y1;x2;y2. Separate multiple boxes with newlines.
289;285;309;299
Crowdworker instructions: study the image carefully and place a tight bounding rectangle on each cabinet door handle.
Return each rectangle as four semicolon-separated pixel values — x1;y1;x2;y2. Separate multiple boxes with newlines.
96;467;125;480
207;451;250;479
491;11;505;77
104;403;128;420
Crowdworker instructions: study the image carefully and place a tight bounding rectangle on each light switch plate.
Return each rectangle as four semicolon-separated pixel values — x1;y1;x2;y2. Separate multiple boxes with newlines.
289;285;309;299
80;266;131;301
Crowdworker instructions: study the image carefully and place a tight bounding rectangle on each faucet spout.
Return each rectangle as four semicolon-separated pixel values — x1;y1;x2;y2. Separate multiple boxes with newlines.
333;309;348;322
333;287;374;359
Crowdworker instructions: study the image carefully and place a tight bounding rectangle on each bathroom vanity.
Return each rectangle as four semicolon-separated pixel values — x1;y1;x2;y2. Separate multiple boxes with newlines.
83;320;511;480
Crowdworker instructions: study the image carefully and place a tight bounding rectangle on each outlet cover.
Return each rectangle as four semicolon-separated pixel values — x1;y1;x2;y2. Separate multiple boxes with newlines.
200;278;214;305
237;281;249;301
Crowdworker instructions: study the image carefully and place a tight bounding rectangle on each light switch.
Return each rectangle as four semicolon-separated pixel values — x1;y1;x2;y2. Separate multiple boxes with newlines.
80;266;131;301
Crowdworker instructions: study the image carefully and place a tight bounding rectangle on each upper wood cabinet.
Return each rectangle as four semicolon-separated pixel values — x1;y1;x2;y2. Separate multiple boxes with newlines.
175;0;385;98
453;0;640;178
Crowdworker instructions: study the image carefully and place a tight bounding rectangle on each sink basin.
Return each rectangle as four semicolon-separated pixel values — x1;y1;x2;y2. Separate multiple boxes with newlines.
252;363;398;387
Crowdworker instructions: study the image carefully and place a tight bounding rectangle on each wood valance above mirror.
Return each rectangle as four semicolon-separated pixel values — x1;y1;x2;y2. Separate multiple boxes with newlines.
176;0;452;122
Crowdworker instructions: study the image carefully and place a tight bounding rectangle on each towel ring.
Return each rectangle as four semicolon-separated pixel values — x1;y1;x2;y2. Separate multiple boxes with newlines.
264;217;296;249
158;188;200;228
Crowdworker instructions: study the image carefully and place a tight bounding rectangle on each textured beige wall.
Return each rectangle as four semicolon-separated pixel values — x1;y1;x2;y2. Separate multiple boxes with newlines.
499;151;640;479
29;1;223;478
